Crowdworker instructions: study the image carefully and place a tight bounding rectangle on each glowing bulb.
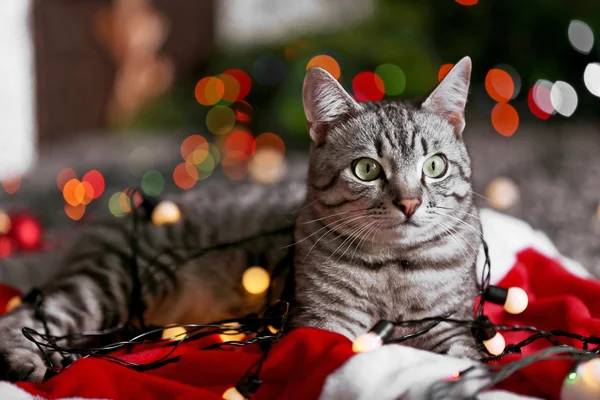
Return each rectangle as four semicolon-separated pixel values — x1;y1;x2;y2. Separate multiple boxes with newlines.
482;332;506;356
151;200;181;225
486;177;519;210
582;359;600;390
0;211;11;235
504;287;529;314
5;296;21;313
242;266;270;294
219;322;245;342
568;372;578;381
161;326;187;341
222;387;246;400
267;325;278;334
561;361;600;400
352;320;394;353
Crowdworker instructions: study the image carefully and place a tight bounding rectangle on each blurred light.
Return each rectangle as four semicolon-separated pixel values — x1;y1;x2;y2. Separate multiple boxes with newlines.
528;81;554;119
64;203;86;221
217;72;241;104
219;322;245;342
231;101;253;124
485;69;514;103
222;152;249;180
582;358;600;390
306;54;341;80
222;387;245;400
82;170;105;200
162;326;187;341
108;192;131;217
455;0;478;5
0;237;15;258
206;106;236;135
57;168;77;191
253;54;286;86
491;103;519;137
486;177;520;210
194;76;225;106
181;135;209;161
375;64;406;96
63;179;84;206
222;69;251;101
256;133;286;155
209;144;221;165
242;266;270;294
1;176;21;195
352;72;385;102
80;181;95;205
568;20;594;54
128;147;154;178
173;162;198;190
196;152;216;181
0;211;11;235
249;148;287;184
141;170;165;197
495;64;522;100
583;63;600;97
550;81;578;117
438;64;454;82
188;148;209;165
5;296;21;313
151;201;181;225
225;131;256;158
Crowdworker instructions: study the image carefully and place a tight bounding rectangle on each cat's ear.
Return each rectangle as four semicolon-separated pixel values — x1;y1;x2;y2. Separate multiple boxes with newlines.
303;67;361;144
422;56;472;137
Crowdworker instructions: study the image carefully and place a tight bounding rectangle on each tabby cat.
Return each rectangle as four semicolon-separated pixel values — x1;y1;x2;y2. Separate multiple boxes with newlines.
0;57;481;382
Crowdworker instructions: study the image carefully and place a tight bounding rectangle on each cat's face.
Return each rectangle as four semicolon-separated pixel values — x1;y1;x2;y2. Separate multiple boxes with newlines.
302;57;474;246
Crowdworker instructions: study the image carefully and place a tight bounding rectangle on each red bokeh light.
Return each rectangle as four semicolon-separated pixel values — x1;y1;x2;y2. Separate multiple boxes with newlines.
222;69;251;101
352;72;385;102
225;131;256;158
82;170;105;199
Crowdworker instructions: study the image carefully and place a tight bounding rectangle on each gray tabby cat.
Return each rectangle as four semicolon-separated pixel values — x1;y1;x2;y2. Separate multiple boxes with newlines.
0;56;480;382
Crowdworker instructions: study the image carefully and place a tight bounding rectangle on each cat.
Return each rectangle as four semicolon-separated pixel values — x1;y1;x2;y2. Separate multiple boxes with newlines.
0;56;481;382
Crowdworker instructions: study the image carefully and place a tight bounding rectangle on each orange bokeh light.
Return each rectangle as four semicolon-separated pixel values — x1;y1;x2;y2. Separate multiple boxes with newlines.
173;162;198;190
1;176;21;195
57;168;77;191
222;152;249;180
63;179;83;206
218;73;241;103
181;135;209;161
491;103;519;137
222;69;251;101
485;69;514;103
194;77;225;106
307;55;341;80
64;203;86;221
255;133;285;156
438;64;454;82
225;131;256;158
455;0;478;5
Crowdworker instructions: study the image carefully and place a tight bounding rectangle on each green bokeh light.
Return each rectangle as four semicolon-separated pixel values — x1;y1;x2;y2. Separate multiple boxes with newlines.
141;170;165;197
375;64;406;96
108;192;128;217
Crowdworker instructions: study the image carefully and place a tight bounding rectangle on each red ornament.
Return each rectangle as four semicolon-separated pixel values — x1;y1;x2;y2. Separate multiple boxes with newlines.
8;213;43;251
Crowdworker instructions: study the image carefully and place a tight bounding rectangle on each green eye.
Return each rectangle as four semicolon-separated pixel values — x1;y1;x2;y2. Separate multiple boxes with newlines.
353;158;382;181
422;154;448;178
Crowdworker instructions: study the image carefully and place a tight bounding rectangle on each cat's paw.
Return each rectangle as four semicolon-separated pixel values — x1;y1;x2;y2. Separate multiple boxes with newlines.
0;309;51;382
446;342;482;360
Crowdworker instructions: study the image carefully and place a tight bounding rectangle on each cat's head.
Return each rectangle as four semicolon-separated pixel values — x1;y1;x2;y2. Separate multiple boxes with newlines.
302;57;474;245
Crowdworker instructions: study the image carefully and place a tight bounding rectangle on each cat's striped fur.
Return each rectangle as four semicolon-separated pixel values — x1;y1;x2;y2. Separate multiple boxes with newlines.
0;57;481;381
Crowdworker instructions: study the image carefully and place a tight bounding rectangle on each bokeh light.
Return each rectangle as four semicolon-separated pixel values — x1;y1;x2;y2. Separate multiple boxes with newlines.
209;144;221;165
0;211;11;235
128;147;154;178
528;81;554;119
494;64;522;99
249;148;287;184
1;177;21;195
63;179;85;206
231;101;253;124
438;64;454;81
550;81;578;117
485;69;514;103
491;103;519;137
82;170;105;199
352;72;385;102
194;76;225;106
375;64;406;96
217;72;241;104
108;192;131;217
196;152;216;181
486;177;520;210
225;131;256;158
64;203;86;221
583;63;600;97
242;266;270;294
568;20;594;54
222;152;249;180
57;168;77;191
162;326;187;341
173;162;198;190
181;135;209;161
455;0;478;5
306;54;341;80
219;322;245;343
222;69;251;101
141;170;165;196
253;54;286;86
0;237;15;258
256;133;286;155
206;106;236;135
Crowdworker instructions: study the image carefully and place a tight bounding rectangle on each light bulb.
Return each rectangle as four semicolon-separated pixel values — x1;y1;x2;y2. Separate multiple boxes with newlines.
242;266;270;294
352;320;394;353
504;287;529;314
151;200;181;225
561;361;600;400
0;211;11;235
219;322;245;342
482;332;506;356
5;296;20;313
582;359;600;390
161;325;187;341
222;387;246;400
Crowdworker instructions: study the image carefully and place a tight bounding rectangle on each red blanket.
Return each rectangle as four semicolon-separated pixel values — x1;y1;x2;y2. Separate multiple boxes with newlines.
0;249;597;400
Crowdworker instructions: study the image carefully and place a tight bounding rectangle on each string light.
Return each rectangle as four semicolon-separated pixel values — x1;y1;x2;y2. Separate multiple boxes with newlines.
582;359;600;390
161;325;187;341
222;387;246;400
473;316;506;356
5;296;21;313
219;322;246;342
150;200;181;225
242;266;270;295
352;320;394;353
483;285;529;314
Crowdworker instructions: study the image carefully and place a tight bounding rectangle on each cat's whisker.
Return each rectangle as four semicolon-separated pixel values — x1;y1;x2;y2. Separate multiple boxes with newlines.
287;194;326;214
433;206;481;221
430;210;484;240
302;215;372;261
434;219;476;266
470;189;491;202
352;222;381;261
299;207;371;225
327;220;375;263
335;221;379;264
283;213;369;249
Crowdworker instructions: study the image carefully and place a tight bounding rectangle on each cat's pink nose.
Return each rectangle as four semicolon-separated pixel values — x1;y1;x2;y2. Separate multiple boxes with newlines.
394;198;421;218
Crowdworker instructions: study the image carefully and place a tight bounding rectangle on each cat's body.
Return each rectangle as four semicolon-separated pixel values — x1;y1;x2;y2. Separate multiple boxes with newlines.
0;57;482;381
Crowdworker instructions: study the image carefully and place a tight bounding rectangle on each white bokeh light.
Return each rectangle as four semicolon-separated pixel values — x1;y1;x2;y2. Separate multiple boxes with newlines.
584;63;600;97
532;80;556;115
568;20;594;54
550;81;578;117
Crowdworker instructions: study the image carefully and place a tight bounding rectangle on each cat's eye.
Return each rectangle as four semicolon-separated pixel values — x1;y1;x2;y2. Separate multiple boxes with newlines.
353;158;382;181
422;154;448;179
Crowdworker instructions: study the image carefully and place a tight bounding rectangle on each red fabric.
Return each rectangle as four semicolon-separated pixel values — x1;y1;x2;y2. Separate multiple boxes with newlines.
0;248;595;399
